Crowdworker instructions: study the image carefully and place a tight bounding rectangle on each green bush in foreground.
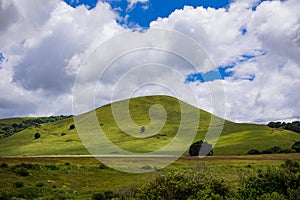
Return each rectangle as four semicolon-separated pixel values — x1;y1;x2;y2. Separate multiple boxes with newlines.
136;169;230;200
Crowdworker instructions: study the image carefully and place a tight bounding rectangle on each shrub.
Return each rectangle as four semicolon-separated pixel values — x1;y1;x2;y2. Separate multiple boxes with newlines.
248;149;261;155
257;192;286;200
61;132;67;136
69;124;75;130
137;170;230;200
16;163;40;169
44;164;60;170
36;182;45;187
15;167;30;176
239;160;300;199
34;132;41;139
92;192;105;200
292;141;300;153
14;181;24;188
99;163;109;169
92;191;116;200
0;162;8;168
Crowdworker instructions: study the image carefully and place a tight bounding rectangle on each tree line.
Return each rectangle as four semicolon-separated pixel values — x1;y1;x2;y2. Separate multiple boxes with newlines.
268;121;300;134
0;115;72;139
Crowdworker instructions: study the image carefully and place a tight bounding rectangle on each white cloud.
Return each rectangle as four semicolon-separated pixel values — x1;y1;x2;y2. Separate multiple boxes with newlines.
0;0;299;124
0;0;124;117
126;0;149;11
149;0;300;122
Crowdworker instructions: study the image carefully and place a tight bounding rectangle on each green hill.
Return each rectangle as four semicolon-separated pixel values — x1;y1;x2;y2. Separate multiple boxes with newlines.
0;95;299;156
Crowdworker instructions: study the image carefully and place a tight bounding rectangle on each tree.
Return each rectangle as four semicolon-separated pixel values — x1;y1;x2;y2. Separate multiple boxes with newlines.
140;126;145;133
292;141;300;153
69;124;75;130
189;140;213;156
34;132;41;139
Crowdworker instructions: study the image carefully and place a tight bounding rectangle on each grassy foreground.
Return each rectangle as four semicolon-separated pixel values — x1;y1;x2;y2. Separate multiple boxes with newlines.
0;154;300;199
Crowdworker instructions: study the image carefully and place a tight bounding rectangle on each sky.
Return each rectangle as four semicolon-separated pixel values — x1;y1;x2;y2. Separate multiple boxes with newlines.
0;0;299;123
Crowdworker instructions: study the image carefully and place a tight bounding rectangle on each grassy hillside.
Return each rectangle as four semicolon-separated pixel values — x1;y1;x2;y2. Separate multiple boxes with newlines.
0;95;299;156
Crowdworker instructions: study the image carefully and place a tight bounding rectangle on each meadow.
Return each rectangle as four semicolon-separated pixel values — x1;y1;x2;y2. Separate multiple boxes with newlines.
0;154;300;199
1;95;300;199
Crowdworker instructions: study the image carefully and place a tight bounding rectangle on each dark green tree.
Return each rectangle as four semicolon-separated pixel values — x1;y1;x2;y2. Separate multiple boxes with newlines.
292;141;300;153
34;132;41;139
189;140;213;156
69;124;75;130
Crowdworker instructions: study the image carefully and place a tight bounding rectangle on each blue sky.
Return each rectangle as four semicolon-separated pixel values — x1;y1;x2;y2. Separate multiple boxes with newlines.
64;0;231;27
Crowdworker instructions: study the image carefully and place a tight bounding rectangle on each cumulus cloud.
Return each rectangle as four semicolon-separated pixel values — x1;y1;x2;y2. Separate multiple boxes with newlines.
0;0;124;117
149;0;300;122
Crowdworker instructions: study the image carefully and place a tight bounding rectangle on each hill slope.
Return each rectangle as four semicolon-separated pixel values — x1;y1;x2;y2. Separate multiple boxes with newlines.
0;95;299;156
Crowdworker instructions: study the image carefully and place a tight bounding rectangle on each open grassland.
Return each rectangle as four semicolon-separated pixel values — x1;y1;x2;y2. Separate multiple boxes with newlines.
0;95;300;157
0;154;300;199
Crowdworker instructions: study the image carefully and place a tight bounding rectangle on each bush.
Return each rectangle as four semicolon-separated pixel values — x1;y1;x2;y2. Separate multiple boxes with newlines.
137;170;230;200
248;149;261;155
44;164;60;170
0;162;8;168
14;181;24;188
292;141;300;153
189;140;213;156
239;160;300;199
16;163;40;169
34;132;41;139
15;167;30;176
92;191;116;200
99;163;109;169
36;182;45;187
257;192;286;200
69;124;75;130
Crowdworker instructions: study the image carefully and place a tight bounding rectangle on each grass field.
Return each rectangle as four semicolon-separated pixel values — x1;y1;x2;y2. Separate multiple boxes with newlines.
0;154;299;199
0;95;300;157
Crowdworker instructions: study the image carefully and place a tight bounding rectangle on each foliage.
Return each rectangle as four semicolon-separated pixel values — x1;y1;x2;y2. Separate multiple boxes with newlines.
247;146;292;155
268;121;300;133
0;162;8;168
136;169;230;200
140;126;145;133
292;141;300;153
189;140;213;156
92;190;116;200
34;132;41;139
0;115;72;139
14;181;24;188
14;167;30;176
69;124;75;130
239;160;300;199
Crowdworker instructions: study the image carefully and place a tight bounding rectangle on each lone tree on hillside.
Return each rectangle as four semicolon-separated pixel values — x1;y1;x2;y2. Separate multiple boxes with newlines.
140;126;145;133
189;140;213;156
69;124;75;130
34;132;41;139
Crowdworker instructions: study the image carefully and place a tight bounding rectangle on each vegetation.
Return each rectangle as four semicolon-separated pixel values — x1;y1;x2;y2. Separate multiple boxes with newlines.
189;140;213;156
1;96;300;156
34;132;41;139
268;121;300;134
0;157;299;199
248;141;300;155
0;115;72;139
